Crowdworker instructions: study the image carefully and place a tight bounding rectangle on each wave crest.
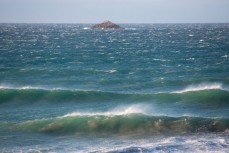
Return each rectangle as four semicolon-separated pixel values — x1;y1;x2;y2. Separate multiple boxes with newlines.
173;83;227;93
62;104;150;117
0;86;228;106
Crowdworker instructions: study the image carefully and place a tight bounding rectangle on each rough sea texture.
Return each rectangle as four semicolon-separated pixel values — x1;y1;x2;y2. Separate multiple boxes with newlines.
0;23;229;152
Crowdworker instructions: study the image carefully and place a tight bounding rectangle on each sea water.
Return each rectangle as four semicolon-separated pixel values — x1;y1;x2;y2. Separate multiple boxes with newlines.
0;23;229;152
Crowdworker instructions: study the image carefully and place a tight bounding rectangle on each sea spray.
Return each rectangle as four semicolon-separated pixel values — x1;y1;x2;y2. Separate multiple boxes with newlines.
173;82;228;93
62;104;151;117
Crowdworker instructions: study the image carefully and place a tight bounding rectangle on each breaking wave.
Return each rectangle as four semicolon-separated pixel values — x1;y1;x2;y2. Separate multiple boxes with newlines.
9;113;229;136
173;83;228;93
62;104;150;117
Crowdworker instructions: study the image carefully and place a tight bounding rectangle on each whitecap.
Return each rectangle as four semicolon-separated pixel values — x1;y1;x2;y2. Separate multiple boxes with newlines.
0;85;41;90
173;82;228;93
83;27;90;30
153;59;167;62
61;104;151;118
95;69;117;73
107;69;117;73
0;84;73;91
186;58;195;61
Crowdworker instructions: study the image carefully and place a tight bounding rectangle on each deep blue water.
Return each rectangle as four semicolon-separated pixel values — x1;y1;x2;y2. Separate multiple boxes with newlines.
0;23;229;152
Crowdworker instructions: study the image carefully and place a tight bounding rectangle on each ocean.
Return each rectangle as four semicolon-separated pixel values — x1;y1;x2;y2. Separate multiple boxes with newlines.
0;23;229;152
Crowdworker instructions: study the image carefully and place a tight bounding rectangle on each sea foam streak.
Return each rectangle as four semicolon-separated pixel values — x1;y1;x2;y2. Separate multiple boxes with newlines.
0;84;87;91
0;85;56;90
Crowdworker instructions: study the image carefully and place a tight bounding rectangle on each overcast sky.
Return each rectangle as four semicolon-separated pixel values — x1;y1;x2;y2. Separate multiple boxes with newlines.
0;0;229;23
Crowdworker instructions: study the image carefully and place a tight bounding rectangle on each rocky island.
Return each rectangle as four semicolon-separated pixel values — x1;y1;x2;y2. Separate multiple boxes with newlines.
91;21;123;29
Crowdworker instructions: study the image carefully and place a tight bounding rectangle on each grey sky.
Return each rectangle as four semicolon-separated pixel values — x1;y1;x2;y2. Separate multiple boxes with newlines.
0;0;229;23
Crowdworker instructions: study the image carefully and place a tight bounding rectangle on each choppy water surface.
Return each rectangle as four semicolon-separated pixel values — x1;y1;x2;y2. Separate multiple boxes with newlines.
0;23;229;152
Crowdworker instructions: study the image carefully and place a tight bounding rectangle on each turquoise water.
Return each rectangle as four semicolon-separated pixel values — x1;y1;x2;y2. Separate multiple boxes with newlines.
0;23;229;152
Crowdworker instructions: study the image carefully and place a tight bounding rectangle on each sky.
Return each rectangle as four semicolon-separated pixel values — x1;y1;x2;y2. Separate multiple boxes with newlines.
0;0;229;23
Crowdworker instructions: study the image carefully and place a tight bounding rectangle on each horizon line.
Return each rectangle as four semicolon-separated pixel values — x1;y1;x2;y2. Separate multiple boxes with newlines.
0;22;228;24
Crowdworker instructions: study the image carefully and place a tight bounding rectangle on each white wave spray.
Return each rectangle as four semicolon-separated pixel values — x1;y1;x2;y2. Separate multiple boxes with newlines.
61;104;152;118
173;82;228;93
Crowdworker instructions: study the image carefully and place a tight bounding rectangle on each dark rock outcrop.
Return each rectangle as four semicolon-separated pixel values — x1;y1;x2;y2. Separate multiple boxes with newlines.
91;21;123;29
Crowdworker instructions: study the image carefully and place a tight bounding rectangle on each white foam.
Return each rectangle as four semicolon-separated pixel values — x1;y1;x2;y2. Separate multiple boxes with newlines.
0;85;40;90
87;134;229;153
0;84;72;91
9;134;229;153
95;69;117;73
107;69;117;73
61;104;150;118
153;58;167;62
173;83;227;93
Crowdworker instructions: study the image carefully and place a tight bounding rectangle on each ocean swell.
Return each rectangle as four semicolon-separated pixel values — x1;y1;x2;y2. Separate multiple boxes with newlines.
10;114;229;136
0;87;228;106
